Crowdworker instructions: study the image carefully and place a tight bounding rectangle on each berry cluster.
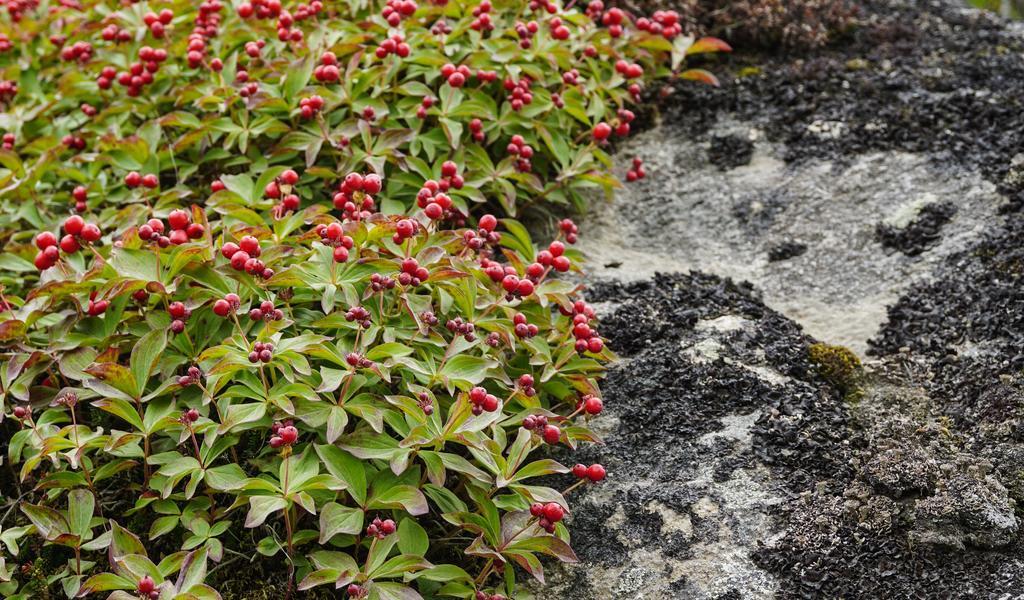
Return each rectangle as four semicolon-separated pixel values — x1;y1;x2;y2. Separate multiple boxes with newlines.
237;0;283;19
615;107;636;136
469;386;499;415
571;462;607;482
636;10;682;39
518;373;536;396
446;317;476;341
177;366;204;387
333;172;381;221
375;33;410;59
221;236;273;278
315;222;355;262
274;8;306;43
143;9;175;39
86;291;109;316
475;592;507;600
558;218;580;244
470;0;494;31
564;300;603;353
522;414;560;444
548;17;571;40
506;135;534;172
514;20;538;48
369;273;396;292
100;24;132;43
59;40;93;64
249;300;284;322
365;516;396;538
345;352;374;368
192;0;226;40
469;117;485;142
512;313;539;338
537;240;572;272
614;59;644;80
528;0;558;13
212;293;242;317
381;0;417;26
115;46;169;96
416;391;434;415
179;407;201;423
415;180;455;221
1;133;13;150
249;341;275;364
61;134;86;151
503;76;533;111
299;95;324;119
33;216;101;270
0;79;14;103
313;51;340;83
393;218;419;244
439;160;465;189
598;6;627;37
440;63;472;88
463;213;501;250
529;501;565;533
267;169;301;216
430;18;453;36
168;301;192;334
625;157;646;182
345;305;372;328
269;420;298;447
398;258;430;286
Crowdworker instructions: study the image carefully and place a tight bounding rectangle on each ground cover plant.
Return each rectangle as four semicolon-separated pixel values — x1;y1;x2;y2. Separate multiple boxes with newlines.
0;0;726;597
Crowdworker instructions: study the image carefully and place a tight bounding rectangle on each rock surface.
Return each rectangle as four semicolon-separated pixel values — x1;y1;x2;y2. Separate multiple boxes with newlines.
545;0;1024;597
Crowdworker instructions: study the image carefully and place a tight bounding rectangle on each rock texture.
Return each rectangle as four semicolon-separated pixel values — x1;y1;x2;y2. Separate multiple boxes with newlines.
545;0;1024;598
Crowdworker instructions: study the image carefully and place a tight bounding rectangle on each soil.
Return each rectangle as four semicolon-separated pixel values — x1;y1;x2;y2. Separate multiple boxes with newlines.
544;0;1024;598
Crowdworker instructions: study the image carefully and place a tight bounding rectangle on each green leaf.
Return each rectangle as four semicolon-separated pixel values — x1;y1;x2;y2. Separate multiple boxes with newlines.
217;402;267;434
245;496;288;528
318;502;364;543
315;445;367;505
130;328;167;397
397;518;429;556
85;362;139;400
282;55;314;101
20;503;69;541
368;485;428;516
67;489;94;539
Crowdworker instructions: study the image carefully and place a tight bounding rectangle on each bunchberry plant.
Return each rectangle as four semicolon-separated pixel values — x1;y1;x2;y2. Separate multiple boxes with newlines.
0;0;727;598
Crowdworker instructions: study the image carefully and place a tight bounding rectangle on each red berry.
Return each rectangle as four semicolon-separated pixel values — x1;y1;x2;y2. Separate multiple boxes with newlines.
213;299;230;316
583;395;603;414
239;236;260;256
80;223;101;242
35;231;57;250
572;464;588;478
168;209;190;230
479;214;497;232
64;215;85;236
60;234;80;253
587;464;606;482
542;424;560;444
592;122;612;140
542;502;564;522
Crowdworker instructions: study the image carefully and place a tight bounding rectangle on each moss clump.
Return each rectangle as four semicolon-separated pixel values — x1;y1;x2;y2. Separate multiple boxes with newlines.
809;343;863;397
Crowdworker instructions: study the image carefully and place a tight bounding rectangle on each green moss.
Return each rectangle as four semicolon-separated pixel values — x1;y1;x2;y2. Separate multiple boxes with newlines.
808;343;863;398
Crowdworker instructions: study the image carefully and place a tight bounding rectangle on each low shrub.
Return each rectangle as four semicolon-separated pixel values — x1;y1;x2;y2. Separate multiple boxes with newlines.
0;0;726;598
